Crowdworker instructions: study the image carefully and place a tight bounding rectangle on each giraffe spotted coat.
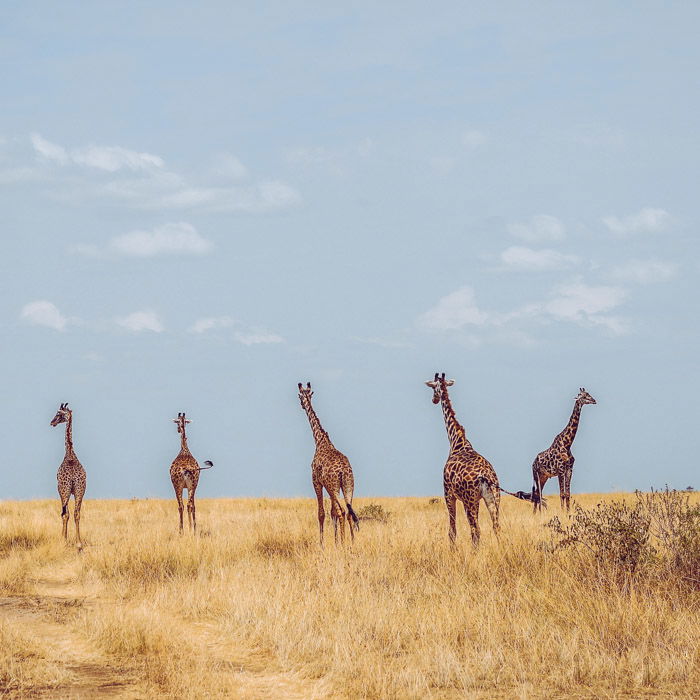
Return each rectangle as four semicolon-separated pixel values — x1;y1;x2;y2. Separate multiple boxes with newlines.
532;388;596;512
298;382;358;545
50;403;86;548
426;373;500;545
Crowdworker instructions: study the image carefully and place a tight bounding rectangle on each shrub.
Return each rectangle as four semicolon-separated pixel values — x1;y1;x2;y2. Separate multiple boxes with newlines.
640;487;700;588
547;500;653;581
547;488;700;589
357;503;390;523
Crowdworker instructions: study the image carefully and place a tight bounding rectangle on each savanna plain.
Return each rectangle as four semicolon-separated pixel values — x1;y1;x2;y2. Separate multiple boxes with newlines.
0;494;699;699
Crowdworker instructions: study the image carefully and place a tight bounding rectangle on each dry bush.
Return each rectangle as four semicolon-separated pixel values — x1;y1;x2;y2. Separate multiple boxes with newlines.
357;503;391;523
547;489;700;591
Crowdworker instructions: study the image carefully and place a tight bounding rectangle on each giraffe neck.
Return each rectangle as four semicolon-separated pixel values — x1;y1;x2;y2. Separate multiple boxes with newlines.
558;401;582;447
300;397;331;447
64;414;76;457
179;429;191;454
440;387;472;451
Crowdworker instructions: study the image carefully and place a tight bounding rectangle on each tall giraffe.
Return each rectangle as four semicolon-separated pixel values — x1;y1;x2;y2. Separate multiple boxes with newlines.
298;382;359;546
425;373;500;545
50;403;86;548
170;412;213;533
532;388;597;512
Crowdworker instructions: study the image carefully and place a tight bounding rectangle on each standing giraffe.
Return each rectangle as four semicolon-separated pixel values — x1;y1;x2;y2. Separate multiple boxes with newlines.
425;373;500;545
170;412;213;533
532;388;597;512
50;403;86;549
298;382;359;546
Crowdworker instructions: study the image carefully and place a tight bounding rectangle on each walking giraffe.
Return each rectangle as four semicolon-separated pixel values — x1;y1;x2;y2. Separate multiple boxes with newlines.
50;403;86;549
170;412;213;533
532;388;597;512
425;373;500;545
298;382;359;545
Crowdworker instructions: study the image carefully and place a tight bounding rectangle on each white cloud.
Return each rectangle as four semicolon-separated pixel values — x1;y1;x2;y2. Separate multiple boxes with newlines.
71;145;164;172
20;300;68;331
500;246;579;271
108;222;212;257
116;311;164;333
602;207;670;236
611;259;678;284
188;316;235;334
24;134;300;214
536;281;628;334
417;286;489;331
234;329;285;345
461;129;487;149
30;133;67;163
419;279;629;341
508;215;565;242
31;133;163;172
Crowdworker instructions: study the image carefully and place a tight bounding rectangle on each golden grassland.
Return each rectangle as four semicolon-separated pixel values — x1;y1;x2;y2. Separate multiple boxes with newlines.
0;494;699;699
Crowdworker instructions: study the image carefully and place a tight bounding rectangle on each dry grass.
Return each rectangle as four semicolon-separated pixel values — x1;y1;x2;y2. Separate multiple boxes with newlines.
0;494;699;698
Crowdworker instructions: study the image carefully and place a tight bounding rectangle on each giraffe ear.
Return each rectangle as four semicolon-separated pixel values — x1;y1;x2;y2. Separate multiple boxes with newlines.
185;419;192;424
445;380;455;386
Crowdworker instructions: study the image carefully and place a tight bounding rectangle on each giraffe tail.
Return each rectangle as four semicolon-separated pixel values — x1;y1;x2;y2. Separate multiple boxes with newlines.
346;502;360;531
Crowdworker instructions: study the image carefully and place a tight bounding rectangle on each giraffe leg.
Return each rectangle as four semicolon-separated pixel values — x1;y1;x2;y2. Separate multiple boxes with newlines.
314;482;325;547
174;487;185;533
73;485;85;550
563;469;572;511
480;480;500;536
58;483;70;541
533;472;546;514
187;492;196;533
330;497;346;545
445;493;457;544
557;473;566;510
464;500;481;548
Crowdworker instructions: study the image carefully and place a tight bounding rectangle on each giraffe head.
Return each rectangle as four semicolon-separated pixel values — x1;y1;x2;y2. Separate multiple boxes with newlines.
50;402;71;427
172;412;191;435
575;388;596;405
298;381;314;405
425;372;455;404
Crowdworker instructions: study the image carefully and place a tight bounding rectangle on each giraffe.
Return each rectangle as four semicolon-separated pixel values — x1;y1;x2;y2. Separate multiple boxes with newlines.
298;382;359;546
531;388;597;512
425;373;500;545
50;403;86;549
170;412;213;533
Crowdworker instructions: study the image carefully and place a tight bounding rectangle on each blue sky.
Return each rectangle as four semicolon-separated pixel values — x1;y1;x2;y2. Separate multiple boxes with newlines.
2;2;698;499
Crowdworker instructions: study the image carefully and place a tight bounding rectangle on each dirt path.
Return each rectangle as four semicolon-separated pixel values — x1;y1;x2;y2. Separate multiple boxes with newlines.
0;555;145;698
0;555;328;699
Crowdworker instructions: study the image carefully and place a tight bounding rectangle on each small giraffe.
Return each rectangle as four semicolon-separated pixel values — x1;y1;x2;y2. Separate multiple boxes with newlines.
298;382;359;546
425;373;500;545
532;388;597;512
50;403;86;548
170;412;213;533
